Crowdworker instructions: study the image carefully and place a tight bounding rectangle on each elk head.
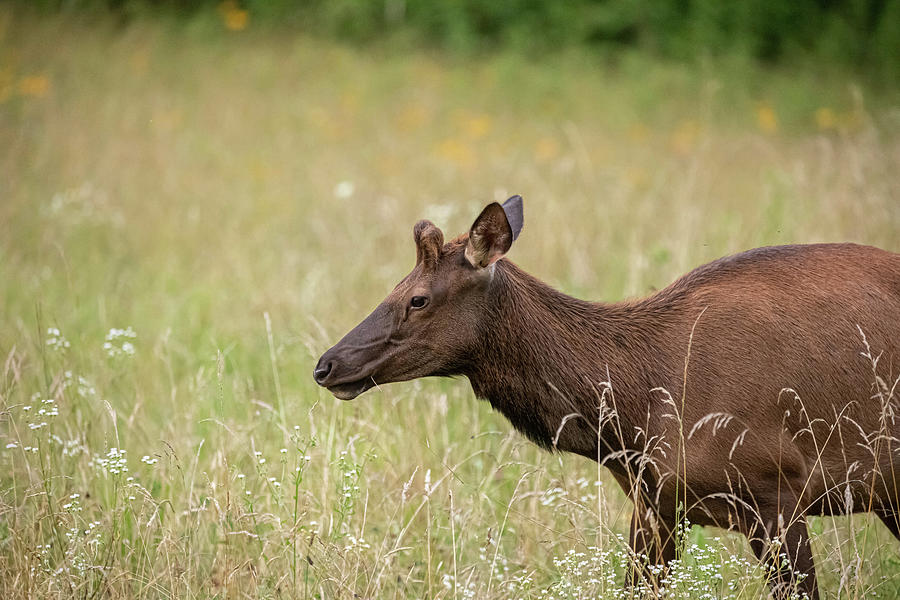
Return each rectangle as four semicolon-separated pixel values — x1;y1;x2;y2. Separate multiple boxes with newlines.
313;195;524;400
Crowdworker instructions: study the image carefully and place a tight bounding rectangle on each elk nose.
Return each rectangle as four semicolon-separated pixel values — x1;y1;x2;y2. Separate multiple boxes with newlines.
313;358;333;385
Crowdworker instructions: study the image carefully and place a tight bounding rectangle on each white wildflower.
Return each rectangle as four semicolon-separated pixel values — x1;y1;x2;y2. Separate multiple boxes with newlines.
103;327;137;358
333;181;355;199
46;327;71;351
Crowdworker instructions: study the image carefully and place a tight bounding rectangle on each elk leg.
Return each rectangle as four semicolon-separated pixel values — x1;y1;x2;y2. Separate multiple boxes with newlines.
747;514;818;600
626;505;677;591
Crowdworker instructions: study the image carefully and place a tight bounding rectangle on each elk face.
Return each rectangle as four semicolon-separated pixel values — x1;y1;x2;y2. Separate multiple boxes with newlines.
313;195;523;400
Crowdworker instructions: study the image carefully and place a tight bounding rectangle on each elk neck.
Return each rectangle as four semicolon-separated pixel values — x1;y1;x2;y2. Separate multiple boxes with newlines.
465;259;681;462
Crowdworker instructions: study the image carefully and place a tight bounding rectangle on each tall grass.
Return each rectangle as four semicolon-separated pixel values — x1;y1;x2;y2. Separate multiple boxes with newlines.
1;8;899;599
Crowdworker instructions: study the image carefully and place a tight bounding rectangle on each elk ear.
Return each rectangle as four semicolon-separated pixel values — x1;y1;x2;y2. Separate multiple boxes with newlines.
465;195;523;268
414;220;444;271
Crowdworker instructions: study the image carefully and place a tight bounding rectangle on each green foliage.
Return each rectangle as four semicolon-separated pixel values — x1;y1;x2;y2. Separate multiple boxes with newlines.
20;0;900;81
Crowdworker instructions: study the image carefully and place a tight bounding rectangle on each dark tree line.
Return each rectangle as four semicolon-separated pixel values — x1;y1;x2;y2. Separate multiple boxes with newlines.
26;0;900;81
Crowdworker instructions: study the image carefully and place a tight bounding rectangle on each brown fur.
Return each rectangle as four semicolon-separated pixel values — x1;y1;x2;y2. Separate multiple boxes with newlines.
315;200;900;599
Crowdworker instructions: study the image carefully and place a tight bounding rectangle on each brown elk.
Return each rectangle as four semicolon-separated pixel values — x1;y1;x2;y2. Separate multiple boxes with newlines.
314;195;900;599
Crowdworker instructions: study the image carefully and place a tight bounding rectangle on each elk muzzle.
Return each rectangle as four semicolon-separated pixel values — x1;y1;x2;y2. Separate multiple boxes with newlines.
313;303;395;400
313;348;376;400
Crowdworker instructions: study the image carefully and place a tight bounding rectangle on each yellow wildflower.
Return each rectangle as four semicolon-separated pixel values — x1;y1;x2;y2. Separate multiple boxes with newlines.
533;137;560;162
219;1;249;31
624;166;648;190
627;123;650;143
19;75;50;98
756;103;778;134
435;138;474;168
396;104;428;132
669;119;699;156
462;114;491;140
814;107;836;131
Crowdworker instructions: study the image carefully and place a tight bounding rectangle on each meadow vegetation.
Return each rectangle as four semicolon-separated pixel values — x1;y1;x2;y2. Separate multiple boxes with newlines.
1;8;900;599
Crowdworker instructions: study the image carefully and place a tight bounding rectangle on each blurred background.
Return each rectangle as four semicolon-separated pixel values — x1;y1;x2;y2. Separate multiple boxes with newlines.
1;2;899;599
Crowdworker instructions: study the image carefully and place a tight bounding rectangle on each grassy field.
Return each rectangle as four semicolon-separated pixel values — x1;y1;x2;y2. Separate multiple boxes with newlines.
2;8;900;599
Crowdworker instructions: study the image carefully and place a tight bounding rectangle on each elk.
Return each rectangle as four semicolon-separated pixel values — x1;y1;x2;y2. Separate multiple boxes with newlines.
314;195;900;599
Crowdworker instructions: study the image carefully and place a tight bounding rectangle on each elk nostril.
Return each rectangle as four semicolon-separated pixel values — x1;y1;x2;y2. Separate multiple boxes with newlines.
313;360;333;384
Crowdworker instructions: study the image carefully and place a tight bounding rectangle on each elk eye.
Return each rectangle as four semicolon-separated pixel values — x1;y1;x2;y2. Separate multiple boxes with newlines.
410;296;429;309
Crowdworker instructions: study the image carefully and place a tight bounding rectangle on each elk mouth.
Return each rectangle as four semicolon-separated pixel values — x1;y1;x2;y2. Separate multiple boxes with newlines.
314;352;379;400
326;377;375;401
